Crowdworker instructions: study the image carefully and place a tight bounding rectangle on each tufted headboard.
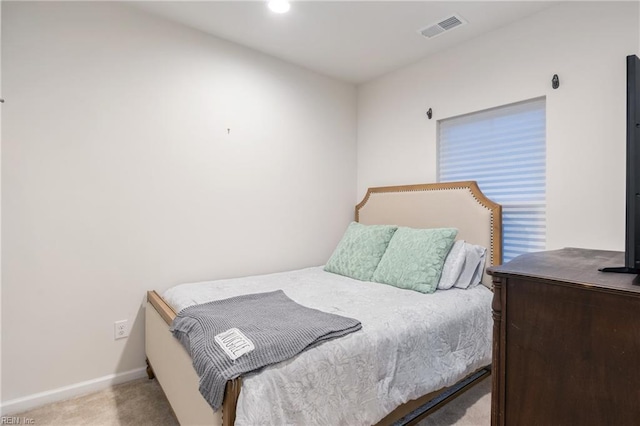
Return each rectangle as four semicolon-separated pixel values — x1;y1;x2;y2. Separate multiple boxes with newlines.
356;181;502;288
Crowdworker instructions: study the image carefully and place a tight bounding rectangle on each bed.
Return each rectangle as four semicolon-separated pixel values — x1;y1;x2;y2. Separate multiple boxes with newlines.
145;181;502;425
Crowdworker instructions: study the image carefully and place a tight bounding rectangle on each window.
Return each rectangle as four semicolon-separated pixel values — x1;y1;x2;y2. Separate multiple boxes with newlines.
438;98;546;263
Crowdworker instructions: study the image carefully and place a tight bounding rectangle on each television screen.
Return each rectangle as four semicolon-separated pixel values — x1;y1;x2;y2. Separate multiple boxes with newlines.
599;54;640;279
628;54;640;271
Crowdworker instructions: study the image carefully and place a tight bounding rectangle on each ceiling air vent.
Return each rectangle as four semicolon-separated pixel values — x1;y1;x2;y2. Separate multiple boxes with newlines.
419;14;467;39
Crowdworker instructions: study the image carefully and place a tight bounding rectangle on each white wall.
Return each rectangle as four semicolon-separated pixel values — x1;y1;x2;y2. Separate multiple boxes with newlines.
358;1;639;253
1;1;356;405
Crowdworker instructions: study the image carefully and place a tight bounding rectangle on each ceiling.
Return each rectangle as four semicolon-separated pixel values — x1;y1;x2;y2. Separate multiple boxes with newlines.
132;1;557;84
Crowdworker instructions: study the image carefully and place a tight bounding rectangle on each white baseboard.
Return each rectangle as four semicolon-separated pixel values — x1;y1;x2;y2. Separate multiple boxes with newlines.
0;367;148;416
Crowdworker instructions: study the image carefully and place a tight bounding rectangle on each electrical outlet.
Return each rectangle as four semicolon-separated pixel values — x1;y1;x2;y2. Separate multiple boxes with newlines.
114;320;129;340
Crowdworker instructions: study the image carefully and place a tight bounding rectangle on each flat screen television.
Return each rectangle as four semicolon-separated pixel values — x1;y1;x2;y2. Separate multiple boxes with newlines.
600;54;640;284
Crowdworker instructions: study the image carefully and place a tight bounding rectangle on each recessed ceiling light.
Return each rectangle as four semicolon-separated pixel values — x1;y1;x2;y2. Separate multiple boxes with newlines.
268;1;290;14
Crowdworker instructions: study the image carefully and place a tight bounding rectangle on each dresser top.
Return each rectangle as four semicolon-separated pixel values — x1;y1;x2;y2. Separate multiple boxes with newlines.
487;248;640;295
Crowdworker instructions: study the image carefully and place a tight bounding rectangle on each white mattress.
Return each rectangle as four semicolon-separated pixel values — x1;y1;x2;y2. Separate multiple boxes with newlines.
163;267;493;426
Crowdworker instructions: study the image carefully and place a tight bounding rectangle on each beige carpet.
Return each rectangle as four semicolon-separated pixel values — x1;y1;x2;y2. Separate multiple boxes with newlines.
16;378;178;426
16;377;490;425
416;378;490;426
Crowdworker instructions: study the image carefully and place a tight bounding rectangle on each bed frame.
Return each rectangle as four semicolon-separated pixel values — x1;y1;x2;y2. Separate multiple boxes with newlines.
145;180;502;425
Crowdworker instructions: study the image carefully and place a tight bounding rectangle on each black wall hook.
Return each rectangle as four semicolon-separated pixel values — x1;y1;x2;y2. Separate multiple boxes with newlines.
426;108;433;119
552;74;560;89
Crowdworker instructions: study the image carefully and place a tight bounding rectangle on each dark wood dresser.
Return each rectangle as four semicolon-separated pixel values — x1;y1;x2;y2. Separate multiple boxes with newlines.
488;248;640;426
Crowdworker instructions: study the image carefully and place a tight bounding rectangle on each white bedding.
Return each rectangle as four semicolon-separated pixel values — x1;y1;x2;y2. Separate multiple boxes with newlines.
163;267;493;426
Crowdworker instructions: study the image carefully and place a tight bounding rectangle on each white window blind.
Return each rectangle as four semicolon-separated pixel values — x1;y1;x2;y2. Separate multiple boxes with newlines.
438;98;546;263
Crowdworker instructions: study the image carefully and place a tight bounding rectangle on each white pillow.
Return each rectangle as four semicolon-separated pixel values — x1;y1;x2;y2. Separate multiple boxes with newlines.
453;243;487;289
438;240;466;290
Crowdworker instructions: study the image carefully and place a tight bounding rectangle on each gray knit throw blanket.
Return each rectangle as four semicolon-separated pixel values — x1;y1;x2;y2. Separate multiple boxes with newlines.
171;290;362;410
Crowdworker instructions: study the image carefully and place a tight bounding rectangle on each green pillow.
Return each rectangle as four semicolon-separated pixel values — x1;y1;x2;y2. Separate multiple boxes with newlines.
372;227;458;294
324;222;398;281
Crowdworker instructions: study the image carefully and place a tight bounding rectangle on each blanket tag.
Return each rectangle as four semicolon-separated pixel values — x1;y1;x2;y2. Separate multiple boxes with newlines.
215;328;255;361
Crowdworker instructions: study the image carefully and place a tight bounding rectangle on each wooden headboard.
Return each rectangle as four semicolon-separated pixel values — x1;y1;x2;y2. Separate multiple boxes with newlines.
356;181;502;287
